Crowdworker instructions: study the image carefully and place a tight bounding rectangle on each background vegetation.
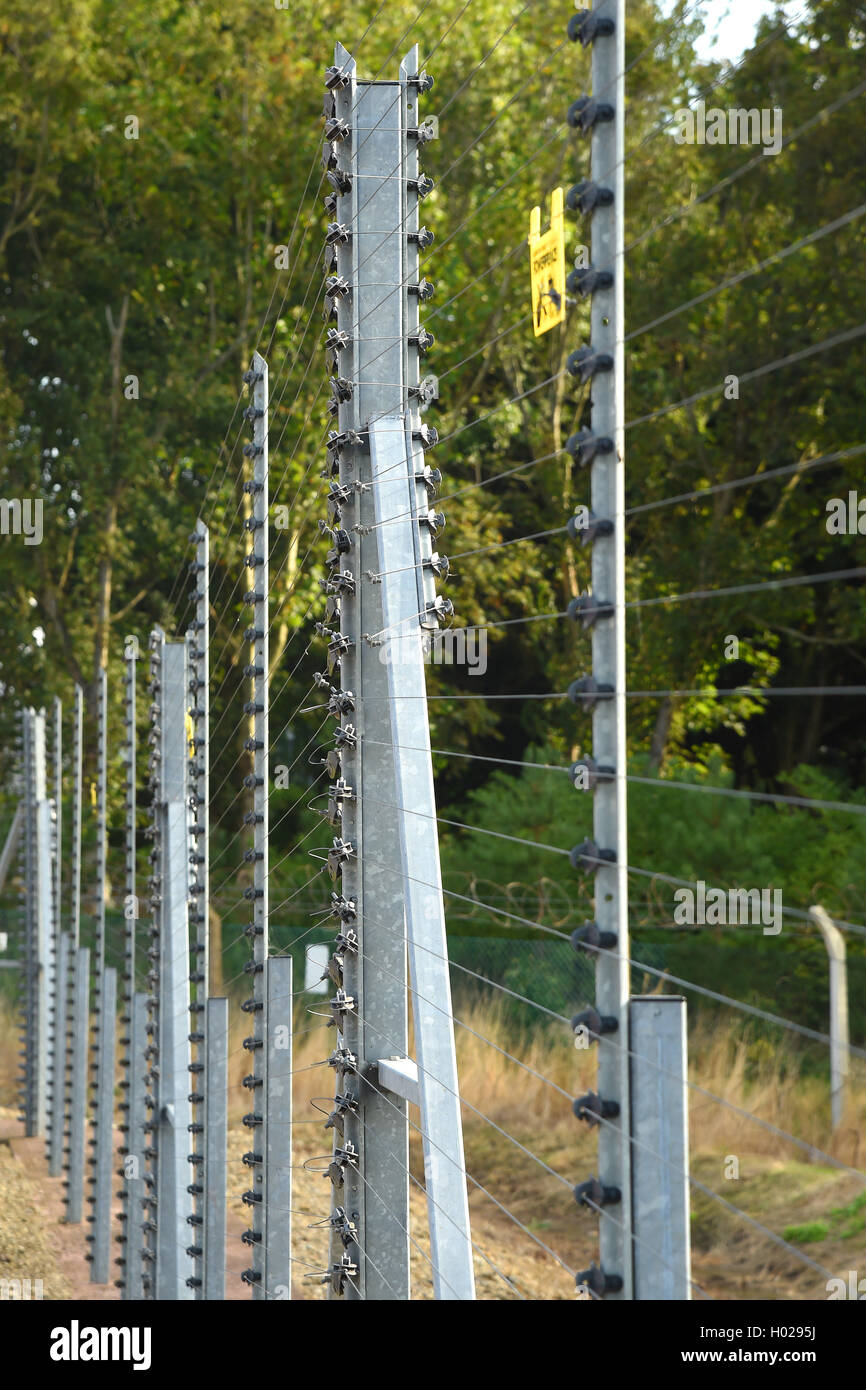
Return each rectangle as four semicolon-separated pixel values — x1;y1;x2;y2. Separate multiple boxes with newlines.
0;0;864;1049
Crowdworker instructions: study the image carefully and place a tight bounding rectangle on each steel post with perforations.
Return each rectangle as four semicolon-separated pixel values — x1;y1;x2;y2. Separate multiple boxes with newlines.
88;668;113;1282
239;353;277;1298
187;524;215;1296
321;44;474;1301
117;638;142;1297
154;638;195;1300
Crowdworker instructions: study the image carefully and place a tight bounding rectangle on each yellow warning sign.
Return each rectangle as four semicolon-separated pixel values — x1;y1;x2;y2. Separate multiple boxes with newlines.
528;187;566;337
185;709;195;759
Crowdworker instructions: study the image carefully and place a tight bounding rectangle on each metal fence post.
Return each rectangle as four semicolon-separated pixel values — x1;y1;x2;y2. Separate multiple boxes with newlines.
142;627;165;1297
33;712;51;1142
18;709;38;1136
810;905;850;1129
122;990;149;1300
264;956;292;1299
71;685;84;952
362;46;474;1299
48;696;64;1175
66;945;90;1224
156;639;195;1300
49;930;70;1178
239;351;270;1297
88;668;113;1281
205;996;228;1301
565;0;633;1300
629;996;691;1300
322;44;415;1301
117;637;139;1293
187;523;210;1296
90;964;117;1284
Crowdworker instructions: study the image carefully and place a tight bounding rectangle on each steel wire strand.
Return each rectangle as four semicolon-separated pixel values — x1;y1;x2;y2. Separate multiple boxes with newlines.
358;735;866;817
620;77;866;267
339;1003;572;1293
212;814;327;923
625;202;866;344
342;998;698;1296
208;714;330;874
353;836;866;1050
627;443;866;517
626;321;866;432
366;554;866;644
316;910;866;1187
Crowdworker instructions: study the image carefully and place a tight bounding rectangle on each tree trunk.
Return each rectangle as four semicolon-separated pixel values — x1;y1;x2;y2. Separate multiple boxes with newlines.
649;696;673;771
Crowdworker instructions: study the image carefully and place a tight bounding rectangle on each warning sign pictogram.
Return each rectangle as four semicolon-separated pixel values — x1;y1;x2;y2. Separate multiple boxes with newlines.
528;187;566;337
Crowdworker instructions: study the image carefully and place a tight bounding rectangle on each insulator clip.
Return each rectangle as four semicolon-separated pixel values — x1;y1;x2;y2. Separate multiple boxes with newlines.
567;510;614;545
569;839;617;872
324;64;351;91
327;1143;359;1187
567;11;615;46
573;1091;620;1126
567;594;614;628
324;116;351;143
409;277;435;301
572;1005;618;1040
566;346;614;383
575;1263;623;1298
571;920;618;953
569;756;615;790
567;96;615;133
567;676;614;710
565;427;614;468
566;266;614;297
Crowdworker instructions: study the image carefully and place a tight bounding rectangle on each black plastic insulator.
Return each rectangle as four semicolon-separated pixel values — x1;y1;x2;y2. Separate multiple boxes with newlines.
569;839;616;872
571;920;618;953
569;756;615;790
572;1006;618;1038
575;1262;623;1298
566;510;614;545
567;676;614;711
567;96;615;133
568;11;615;45
567;594;614;629
566;266;614;297
565;180;614;216
566;346;614;383
573;1090;621;1126
575;1175;622;1209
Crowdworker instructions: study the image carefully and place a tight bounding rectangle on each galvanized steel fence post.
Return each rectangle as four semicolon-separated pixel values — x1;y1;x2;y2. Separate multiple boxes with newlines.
187;523;212;1296
88;668;114;1281
142;627;165;1296
239;352;276;1296
320;44;474;1300
118;638;143;1295
64;686;86;1221
156;638;195;1300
